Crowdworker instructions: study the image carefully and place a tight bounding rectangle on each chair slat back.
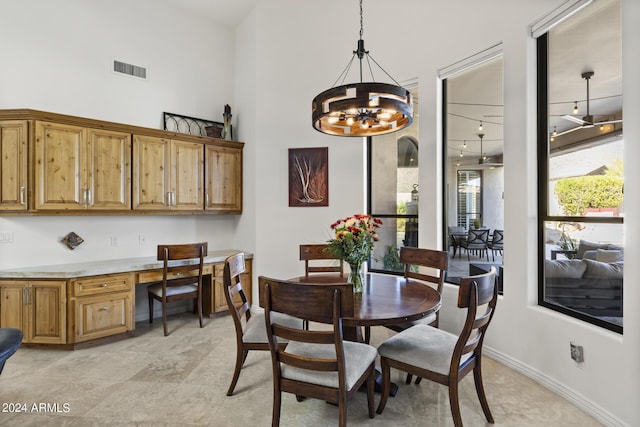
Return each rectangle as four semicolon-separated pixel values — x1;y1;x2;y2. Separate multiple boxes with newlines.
157;243;207;288
223;253;252;325
400;247;448;288
454;267;497;361
300;244;344;277
261;277;352;376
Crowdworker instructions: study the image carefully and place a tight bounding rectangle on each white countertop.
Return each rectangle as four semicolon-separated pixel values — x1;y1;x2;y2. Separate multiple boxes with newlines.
0;250;253;279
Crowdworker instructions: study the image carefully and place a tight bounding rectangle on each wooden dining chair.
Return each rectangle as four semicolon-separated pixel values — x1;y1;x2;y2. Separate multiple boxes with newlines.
363;247;448;347
224;253;302;396
260;276;377;427
300;244;344;277
147;243;207;337
376;267;498;427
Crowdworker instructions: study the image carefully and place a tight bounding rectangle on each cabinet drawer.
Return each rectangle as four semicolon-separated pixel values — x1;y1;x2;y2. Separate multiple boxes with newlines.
73;292;133;342
138;264;213;284
72;273;133;297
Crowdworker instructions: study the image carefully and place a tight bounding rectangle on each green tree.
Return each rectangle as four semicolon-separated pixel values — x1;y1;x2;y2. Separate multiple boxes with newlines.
554;175;623;216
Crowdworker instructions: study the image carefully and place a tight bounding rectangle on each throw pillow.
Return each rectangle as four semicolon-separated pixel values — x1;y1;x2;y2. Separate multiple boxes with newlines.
544;259;587;278
582;250;598;260
583;259;623;279
595;249;624;263
576;240;610;259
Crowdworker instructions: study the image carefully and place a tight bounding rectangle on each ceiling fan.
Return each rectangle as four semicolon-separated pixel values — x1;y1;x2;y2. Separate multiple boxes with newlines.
557;71;622;136
477;133;503;167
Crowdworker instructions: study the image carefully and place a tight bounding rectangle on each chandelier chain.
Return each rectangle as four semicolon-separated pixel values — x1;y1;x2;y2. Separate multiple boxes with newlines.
359;0;364;40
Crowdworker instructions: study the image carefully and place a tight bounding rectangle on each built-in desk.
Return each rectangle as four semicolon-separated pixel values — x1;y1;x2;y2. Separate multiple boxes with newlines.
0;250;253;348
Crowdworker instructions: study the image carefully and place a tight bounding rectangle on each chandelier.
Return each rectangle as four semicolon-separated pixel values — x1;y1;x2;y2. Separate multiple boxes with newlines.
311;0;413;137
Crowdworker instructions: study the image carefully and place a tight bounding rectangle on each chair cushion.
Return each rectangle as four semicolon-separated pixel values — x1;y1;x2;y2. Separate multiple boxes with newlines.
147;283;198;297
244;309;303;343
281;341;377;391
377;324;472;376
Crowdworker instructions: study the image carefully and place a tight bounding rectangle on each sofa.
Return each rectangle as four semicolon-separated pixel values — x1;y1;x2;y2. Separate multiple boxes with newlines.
544;240;623;317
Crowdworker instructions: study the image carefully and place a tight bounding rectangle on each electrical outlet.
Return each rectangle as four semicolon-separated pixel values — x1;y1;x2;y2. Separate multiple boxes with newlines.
110;236;118;247
0;231;13;243
570;342;584;363
139;235;146;246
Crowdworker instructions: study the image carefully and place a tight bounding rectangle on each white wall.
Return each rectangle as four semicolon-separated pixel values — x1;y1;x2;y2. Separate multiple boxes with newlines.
1;0;638;425
0;0;245;271
238;1;639;425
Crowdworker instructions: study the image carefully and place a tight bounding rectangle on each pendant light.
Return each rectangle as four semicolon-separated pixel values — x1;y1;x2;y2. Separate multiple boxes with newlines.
311;0;413;137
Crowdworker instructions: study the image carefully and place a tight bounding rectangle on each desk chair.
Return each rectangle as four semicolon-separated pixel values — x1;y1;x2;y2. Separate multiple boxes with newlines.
0;328;23;376
147;242;207;336
376;267;498;427
261;276;376;427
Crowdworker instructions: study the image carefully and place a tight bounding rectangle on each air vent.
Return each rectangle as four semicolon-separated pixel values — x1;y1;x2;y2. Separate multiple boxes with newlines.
113;60;147;79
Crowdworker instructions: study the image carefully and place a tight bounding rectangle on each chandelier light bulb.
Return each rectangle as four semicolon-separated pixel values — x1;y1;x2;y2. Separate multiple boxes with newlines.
552;126;557;136
478;121;483;131
573;101;579;114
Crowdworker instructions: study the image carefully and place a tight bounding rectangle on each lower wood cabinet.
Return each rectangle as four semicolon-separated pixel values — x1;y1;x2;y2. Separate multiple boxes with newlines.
69;273;134;343
0;255;252;347
0;280;66;344
205;260;252;315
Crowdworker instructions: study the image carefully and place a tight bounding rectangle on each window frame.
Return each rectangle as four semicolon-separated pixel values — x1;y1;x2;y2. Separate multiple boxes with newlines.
536;33;623;334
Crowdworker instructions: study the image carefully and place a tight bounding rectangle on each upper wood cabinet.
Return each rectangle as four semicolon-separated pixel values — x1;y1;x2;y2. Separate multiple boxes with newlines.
0;120;28;211
205;144;242;213
0;109;243;215
34;121;131;211
132;134;204;211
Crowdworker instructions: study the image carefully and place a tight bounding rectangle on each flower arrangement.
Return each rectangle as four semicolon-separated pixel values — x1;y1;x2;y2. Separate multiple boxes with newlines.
326;214;382;292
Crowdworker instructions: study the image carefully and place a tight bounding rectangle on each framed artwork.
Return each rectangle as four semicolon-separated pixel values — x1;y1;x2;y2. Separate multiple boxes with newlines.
288;147;329;207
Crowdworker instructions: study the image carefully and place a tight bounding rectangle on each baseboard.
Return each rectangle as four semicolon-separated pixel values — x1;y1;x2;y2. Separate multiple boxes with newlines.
484;346;627;427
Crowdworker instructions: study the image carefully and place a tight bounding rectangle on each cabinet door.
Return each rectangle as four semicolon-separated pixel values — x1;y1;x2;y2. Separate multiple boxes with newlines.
29;281;66;344
205;145;242;213
0;280;66;344
35;121;86;210
87;129;131;210
0;282;26;329
0;120;28;211
172;139;204;210
132;134;171;210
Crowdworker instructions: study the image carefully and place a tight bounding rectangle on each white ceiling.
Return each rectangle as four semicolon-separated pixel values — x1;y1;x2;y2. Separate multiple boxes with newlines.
165;0;258;27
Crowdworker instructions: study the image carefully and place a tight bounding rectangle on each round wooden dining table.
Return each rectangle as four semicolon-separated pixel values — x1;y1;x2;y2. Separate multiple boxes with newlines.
287;272;442;340
286;272;441;396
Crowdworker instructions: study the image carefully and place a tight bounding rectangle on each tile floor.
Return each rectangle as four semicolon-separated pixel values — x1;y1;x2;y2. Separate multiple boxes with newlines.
0;313;602;426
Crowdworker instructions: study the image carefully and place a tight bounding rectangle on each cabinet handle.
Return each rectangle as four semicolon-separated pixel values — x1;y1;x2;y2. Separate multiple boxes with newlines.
82;189;87;207
101;283;108;287
205;193;209;207
20;187;25;205
171;192;176;206
166;192;171;206
87;189;92;206
99;307;109;311
23;288;30;305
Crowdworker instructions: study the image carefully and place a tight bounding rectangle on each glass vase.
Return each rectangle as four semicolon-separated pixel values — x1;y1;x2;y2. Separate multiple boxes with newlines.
348;261;364;293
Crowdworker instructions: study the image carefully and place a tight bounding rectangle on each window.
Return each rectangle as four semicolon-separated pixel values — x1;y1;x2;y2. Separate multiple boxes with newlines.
537;0;623;333
368;90;419;274
442;53;504;287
